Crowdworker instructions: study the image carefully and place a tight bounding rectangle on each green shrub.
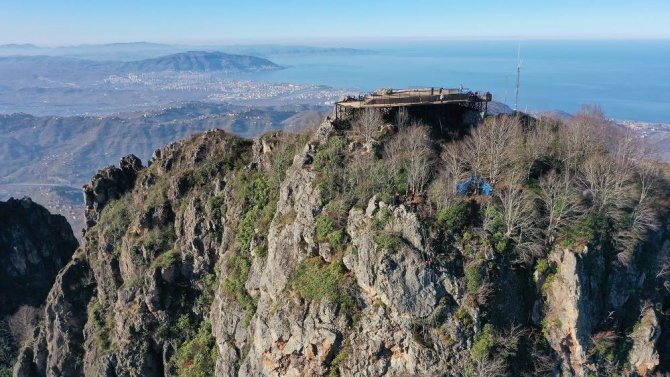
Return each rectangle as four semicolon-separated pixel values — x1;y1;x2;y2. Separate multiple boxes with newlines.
0;320;16;376
535;258;550;276
560;214;604;248
372;208;392;231
231;173;277;256
455;306;473;328
267;133;308;184
192;162;219;187
328;342;350;377
289;257;356;312
471;324;494;360
144;177;170;210
0;366;12;377
591;333;616;362
88;299;114;352
236;206;262;253
99;194;133;248
316;214;345;249
492;231;508;253
373;231;402;251
207;195;226;219
464;263;484;295
483;204;505;233
541;318;561;339
390;170;408;196
142;226;177;254
173;321;218;377
196;272;217;308
152;249;179;269
538;259;559;294
175;314;197;336
223;254;256;327
313;136;347;202
436;201;470;229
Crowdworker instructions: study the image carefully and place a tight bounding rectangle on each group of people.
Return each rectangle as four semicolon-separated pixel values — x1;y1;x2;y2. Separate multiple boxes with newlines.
391;189;423;211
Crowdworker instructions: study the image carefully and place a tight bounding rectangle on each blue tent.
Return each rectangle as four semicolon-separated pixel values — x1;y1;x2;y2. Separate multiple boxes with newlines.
456;177;474;195
480;181;493;195
455;176;493;196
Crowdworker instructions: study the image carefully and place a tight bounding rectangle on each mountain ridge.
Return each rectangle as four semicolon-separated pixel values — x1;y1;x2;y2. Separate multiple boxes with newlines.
0;50;281;74
10;108;670;376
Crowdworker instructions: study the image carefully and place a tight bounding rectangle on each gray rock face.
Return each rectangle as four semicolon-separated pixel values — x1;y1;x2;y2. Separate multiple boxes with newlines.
629;307;661;376
83;154;143;228
25;259;95;377
11;122;670;377
543;247;602;376
345;200;443;317
0;198;78;301
256;163;321;299
0;197;78;375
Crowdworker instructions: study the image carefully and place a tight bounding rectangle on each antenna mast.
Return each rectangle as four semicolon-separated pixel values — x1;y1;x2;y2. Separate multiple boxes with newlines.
515;43;521;112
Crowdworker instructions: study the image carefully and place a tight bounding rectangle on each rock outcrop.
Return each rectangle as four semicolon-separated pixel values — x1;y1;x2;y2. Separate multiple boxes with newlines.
0;197;78;375
12;118;670;377
83;154;143;228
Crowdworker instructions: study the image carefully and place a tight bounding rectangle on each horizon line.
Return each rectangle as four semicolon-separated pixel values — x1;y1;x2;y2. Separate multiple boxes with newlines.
3;36;670;48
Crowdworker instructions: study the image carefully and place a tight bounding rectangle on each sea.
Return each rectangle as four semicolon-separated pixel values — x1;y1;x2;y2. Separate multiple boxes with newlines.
245;40;670;124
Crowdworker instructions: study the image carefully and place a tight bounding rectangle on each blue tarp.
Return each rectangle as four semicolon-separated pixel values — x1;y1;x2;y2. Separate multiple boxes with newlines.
480;181;492;195
455;176;493;196
456;177;474;195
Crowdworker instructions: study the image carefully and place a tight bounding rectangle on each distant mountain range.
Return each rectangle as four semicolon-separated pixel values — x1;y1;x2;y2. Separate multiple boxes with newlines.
0;50;281;77
0;102;328;234
119;51;280;72
0;42;376;61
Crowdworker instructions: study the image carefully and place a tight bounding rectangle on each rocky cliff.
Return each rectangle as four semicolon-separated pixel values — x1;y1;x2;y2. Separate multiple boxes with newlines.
0;198;79;376
13;112;670;376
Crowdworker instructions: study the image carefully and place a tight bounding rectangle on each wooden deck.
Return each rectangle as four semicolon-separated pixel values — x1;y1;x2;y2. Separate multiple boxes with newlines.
334;87;492;120
336;88;491;109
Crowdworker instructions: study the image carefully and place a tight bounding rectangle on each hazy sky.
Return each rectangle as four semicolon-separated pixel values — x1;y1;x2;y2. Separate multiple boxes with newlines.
2;0;669;45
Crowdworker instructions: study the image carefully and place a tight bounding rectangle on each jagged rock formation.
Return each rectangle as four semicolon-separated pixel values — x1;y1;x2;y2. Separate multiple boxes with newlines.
83;154;143;228
12;116;670;377
0;198;79;375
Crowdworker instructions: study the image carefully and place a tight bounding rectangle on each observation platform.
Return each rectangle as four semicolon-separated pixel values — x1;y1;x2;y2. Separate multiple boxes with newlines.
335;87;492;120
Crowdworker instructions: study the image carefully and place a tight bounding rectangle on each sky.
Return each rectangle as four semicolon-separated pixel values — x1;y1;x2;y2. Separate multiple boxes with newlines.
1;0;669;46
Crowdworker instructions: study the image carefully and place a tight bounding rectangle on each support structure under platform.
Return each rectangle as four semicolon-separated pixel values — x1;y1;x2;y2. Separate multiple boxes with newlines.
335;87;492;121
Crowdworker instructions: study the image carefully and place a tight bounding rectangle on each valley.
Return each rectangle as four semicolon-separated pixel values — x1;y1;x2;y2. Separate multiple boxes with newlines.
0;103;327;235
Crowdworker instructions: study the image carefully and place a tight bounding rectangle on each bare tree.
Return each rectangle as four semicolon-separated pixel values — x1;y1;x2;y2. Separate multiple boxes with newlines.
538;170;582;245
558;105;609;173
496;172;535;241
384;123;434;194
615;196;659;258
405;124;435;193
461;115;522;184
636;161;660;204
524;331;558;377
8;305;41;347
395;107;410;128
355;108;383;144
348;154;395;204
428;144;465;211
384;130;406;173
657;242;670;292
454;352;508;377
618;161;662;248
520;120;555;180
492;171;543;262
579;153;632;215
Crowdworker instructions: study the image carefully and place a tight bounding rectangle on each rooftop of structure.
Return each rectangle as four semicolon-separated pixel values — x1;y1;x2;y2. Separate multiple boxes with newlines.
336;87;492;108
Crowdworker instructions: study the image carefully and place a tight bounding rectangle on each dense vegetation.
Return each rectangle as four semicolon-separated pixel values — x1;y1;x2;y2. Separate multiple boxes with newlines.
301;106;670;375
11;105;669;376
